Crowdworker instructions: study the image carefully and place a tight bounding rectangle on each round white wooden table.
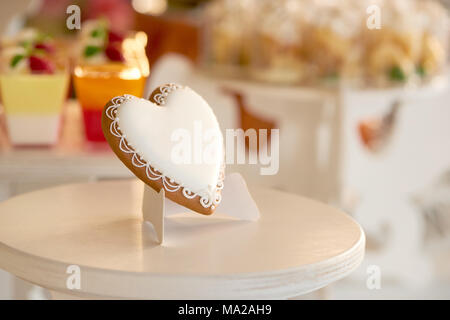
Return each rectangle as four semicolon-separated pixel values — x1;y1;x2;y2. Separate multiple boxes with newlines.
0;180;364;299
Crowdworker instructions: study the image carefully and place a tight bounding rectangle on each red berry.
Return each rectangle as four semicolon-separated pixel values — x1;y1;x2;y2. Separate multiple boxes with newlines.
34;42;55;54
105;44;124;62
108;31;124;43
29;55;55;74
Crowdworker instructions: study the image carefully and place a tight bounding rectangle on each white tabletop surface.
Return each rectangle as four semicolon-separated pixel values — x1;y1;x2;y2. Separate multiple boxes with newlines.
0;179;364;299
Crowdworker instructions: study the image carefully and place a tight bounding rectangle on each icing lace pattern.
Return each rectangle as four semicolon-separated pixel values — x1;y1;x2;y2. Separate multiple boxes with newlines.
152;83;182;105
105;93;224;209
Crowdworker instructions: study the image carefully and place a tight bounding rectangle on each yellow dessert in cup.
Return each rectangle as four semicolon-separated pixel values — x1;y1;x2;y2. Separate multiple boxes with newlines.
0;29;69;146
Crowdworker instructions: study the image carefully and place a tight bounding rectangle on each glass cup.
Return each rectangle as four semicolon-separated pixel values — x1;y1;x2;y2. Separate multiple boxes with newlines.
73;32;149;142
0;71;69;146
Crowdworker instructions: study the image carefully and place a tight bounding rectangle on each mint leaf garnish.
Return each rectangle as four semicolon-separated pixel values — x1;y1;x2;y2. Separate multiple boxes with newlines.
36;32;51;43
20;40;33;55
84;45;102;57
416;65;426;78
389;66;406;82
10;54;24;68
91;28;106;38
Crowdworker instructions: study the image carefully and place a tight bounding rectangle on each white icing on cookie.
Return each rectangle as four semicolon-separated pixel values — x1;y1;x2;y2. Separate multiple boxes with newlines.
106;86;224;209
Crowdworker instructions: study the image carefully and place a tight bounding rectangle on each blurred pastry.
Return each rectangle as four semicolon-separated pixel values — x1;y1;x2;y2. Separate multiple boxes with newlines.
203;0;255;73
202;0;449;87
251;0;304;83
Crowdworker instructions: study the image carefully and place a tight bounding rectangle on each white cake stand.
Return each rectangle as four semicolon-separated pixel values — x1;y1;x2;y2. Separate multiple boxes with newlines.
0;180;364;299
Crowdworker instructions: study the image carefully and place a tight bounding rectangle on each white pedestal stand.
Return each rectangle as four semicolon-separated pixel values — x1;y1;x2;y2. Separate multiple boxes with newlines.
0;179;364;299
142;173;260;244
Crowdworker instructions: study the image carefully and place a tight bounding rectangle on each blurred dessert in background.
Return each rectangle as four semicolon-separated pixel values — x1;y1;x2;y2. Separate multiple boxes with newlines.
202;0;255;76
251;0;304;84
73;19;149;142
362;0;449;86
0;28;69;146
202;0;449;87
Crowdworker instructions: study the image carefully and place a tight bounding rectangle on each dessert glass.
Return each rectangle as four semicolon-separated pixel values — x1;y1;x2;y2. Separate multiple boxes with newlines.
0;31;69;146
0;72;69;146
74;31;149;142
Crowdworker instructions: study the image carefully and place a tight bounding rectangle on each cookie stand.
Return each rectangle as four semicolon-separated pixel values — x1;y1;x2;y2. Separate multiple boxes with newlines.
143;173;260;244
0;177;365;299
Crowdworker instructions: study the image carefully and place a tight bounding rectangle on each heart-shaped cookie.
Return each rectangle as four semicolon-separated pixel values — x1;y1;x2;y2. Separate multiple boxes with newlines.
102;84;225;215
